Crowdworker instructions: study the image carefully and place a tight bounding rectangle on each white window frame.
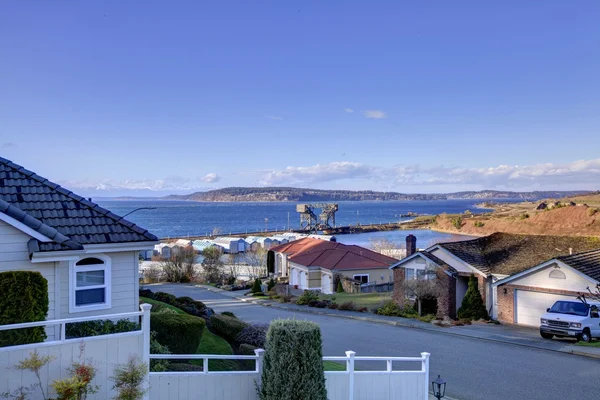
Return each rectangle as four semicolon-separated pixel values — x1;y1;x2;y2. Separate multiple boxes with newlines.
353;274;369;284
69;254;111;313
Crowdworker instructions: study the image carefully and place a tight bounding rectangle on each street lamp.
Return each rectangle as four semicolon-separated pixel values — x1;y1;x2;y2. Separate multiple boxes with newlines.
432;375;447;399
122;207;156;218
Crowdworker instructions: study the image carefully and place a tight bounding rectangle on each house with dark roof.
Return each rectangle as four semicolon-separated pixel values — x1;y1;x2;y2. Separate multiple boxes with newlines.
390;232;600;320
492;248;600;326
0;157;158;337
270;237;399;293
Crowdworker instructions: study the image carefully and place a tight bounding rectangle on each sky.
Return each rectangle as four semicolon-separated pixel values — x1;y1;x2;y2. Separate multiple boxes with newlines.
1;1;599;197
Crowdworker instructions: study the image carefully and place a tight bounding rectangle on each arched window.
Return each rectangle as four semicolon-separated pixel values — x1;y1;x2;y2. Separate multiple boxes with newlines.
70;255;111;312
549;269;566;279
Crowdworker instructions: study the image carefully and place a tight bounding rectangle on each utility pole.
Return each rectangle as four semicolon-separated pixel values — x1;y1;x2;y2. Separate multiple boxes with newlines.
287;212;290;231
265;218;269;232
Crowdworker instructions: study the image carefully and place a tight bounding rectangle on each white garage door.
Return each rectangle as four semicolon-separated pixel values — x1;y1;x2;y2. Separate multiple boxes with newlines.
515;290;578;326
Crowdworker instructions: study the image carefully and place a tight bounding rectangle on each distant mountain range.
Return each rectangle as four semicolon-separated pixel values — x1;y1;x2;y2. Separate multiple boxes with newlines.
162;187;592;202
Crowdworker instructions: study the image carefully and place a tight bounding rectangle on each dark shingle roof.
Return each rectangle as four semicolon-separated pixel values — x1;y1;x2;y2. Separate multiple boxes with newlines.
0;157;158;253
436;232;600;276
557;249;600;281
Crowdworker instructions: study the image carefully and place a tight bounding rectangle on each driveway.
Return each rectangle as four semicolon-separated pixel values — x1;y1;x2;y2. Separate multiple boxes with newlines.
145;283;600;400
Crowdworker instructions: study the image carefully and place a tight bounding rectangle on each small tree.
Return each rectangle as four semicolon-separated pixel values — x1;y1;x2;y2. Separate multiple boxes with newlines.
244;248;268;279
110;354;149;400
251;278;263;294
259;320;327;400
403;268;442;316
457;275;489;320
160;246;196;283
202;246;224;283
336;280;344;293
368;238;403;257
267;278;276;291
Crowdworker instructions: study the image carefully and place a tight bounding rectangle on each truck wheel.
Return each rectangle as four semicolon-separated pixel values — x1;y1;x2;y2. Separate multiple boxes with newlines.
579;329;592;343
540;332;553;340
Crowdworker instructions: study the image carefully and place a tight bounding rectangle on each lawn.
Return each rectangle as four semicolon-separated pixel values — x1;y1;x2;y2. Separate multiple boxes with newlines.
576;341;600;348
142;296;238;371
323;361;346;371
319;292;392;309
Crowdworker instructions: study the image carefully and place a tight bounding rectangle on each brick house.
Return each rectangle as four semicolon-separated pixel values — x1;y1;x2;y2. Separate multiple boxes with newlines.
492;248;600;326
391;233;600;320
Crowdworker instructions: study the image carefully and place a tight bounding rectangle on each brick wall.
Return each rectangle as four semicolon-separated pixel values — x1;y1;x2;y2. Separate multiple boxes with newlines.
496;284;582;324
477;275;487;305
437;272;457;319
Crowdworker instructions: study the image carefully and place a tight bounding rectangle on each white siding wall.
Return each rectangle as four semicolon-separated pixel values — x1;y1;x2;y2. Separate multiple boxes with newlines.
0;220;56;336
510;262;597;292
59;251;139;319
429;248;474;273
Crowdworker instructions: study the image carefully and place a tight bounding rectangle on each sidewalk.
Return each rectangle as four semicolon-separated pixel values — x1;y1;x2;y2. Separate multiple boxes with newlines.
197;284;600;360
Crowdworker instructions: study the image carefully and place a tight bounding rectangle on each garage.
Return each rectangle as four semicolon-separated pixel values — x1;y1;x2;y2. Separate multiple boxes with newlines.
321;274;332;294
515;290;579;326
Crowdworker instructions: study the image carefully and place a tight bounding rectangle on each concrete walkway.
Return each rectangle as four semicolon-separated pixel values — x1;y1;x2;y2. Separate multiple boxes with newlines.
196;284;600;360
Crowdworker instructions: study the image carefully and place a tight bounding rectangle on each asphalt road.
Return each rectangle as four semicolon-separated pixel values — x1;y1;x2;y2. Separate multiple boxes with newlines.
147;284;600;400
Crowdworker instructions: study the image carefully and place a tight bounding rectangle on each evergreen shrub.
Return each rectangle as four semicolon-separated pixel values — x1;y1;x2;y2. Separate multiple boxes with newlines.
66;319;139;338
0;271;49;347
295;290;319;305
150;313;205;354
251;278;263;294
457;275;489;320
209;314;249;342
336;281;344;293
259;319;327;400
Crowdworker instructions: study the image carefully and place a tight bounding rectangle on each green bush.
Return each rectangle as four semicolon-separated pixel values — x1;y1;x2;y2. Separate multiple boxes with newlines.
209;314;249;343
66;319;139;338
457;275;489;320
451;216;463;230
153;292;177;305
336;281;344;293
338;301;356;311
417;314;436;323
239;343;258;355
519;213;529;220
474;221;485;228
295;290;319;305
267;278;276;291
150;332;170;372
376;301;418;318
0;271;49;347
251;278;263;294
221;311;236;318
150;313;205;354
259;320;327;400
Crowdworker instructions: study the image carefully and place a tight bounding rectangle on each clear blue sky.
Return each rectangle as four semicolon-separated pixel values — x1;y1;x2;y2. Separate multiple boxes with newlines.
1;1;599;196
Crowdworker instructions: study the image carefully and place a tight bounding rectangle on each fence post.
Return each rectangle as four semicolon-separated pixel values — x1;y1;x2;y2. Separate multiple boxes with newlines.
255;348;265;384
346;351;355;400
60;322;66;342
140;303;152;400
421;352;430;400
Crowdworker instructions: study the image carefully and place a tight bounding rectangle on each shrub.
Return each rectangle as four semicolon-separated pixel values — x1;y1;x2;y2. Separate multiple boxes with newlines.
153;292;177;305
295;290;319;305
0;271;49;347
376;301;418;318
155;308;179;315
150;313;205;354
278;294;292;303
239;343;258;356
221;311;237;318
175;296;196;306
336;281;344;293
259;319;327;400
451;216;463;230
166;363;203;372
110;354;148;400
338;301;356;311
457;275;489;320
519;213;529;220
358;307;368;313
417;314;436;323
474;221;485;228
251;278;263;294
308;300;320;307
267;278;276;291
327;303;338;309
150;332;170;372
209;314;249;343
139;289;154;299
236;324;268;348
66;319;139;338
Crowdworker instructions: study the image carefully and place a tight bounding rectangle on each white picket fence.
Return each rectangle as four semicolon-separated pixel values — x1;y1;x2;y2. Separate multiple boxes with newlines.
0;304;431;400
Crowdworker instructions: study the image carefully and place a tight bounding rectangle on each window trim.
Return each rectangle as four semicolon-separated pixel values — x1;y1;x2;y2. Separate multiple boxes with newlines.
69;254;111;313
353;274;369;284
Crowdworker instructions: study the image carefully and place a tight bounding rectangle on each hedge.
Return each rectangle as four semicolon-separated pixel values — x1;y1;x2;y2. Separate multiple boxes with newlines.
139;289;209;318
209;314;249;343
66;319;139;338
0;271;49;347
259;319;327;400
150;313;205;354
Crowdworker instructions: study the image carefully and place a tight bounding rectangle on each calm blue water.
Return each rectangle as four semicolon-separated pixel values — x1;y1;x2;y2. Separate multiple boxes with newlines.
96;199;517;240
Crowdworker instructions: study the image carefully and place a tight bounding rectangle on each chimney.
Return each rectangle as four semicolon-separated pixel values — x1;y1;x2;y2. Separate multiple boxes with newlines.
406;235;417;257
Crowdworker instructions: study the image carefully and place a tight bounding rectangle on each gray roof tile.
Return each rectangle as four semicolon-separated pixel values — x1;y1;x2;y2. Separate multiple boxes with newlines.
0;157;158;254
557;249;600;281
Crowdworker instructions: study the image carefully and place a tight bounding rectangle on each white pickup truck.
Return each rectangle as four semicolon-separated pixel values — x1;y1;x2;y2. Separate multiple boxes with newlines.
539;300;600;342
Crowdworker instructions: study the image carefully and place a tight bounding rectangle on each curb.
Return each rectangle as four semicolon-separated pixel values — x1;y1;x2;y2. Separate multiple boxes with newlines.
197;285;600;360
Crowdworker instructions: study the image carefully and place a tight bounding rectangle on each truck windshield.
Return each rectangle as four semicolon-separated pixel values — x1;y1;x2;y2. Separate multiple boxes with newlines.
548;301;588;316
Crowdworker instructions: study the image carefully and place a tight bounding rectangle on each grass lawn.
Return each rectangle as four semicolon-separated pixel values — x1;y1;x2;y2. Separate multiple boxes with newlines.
319;292;392;309
576;341;600;348
323;360;346;371
142;297;238;371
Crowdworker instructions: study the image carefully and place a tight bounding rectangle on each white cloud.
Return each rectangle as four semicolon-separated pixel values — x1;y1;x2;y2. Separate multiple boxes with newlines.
259;158;600;190
201;173;221;183
363;110;386;119
260;162;376;185
266;115;283;120
344;108;354;113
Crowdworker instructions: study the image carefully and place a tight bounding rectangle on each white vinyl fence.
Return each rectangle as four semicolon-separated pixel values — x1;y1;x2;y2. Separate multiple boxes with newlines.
1;304;431;400
0;305;150;400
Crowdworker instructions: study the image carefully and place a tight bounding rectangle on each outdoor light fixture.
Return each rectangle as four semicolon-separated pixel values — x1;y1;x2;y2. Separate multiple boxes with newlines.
432;375;446;399
503;288;508;294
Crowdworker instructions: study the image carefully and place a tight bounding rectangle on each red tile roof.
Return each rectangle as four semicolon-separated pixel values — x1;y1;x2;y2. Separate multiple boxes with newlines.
272;237;398;271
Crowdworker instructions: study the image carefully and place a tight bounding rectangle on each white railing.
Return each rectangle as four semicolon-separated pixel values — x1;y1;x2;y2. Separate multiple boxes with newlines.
149;349;265;375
